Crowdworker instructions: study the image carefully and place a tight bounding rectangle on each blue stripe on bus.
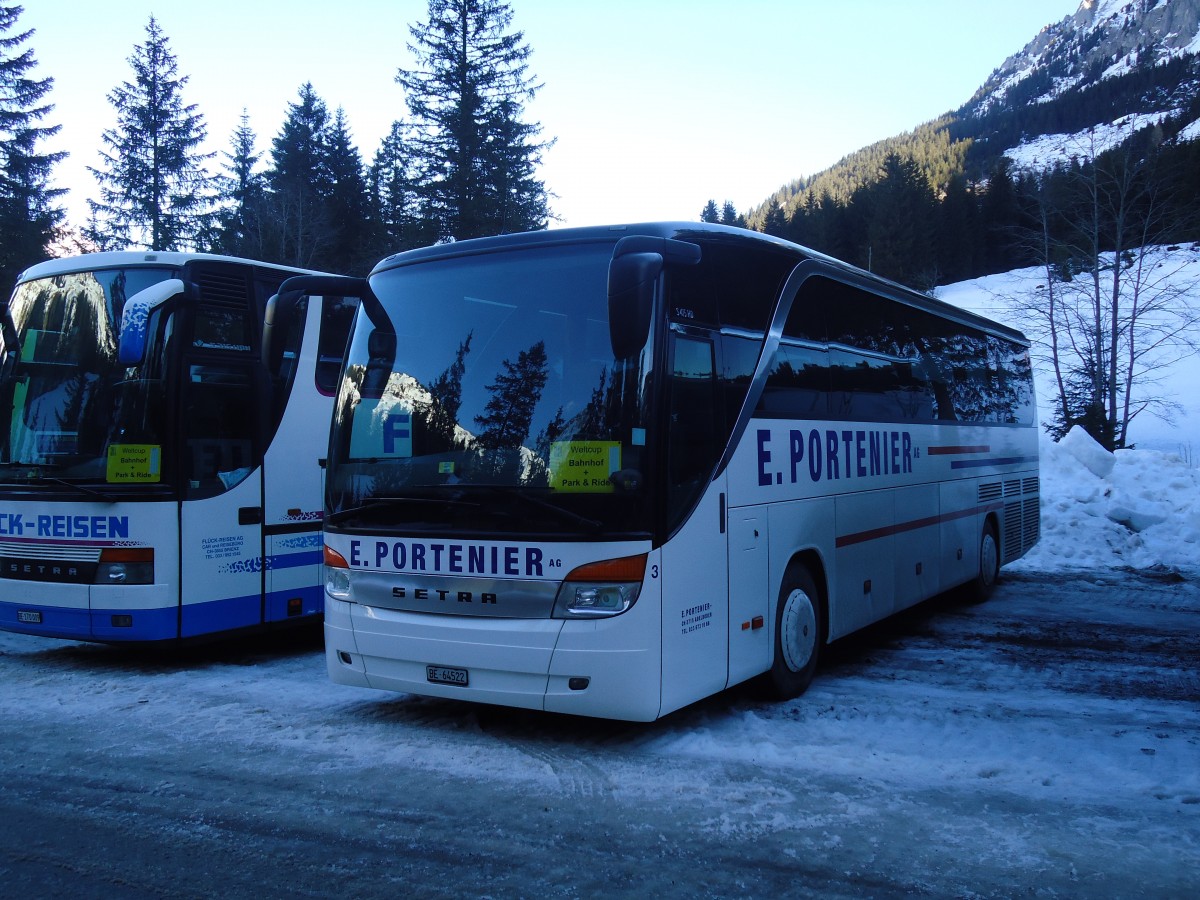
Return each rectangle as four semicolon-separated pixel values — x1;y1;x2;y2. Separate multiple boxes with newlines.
267;549;324;571
1;585;324;643
0;598;178;642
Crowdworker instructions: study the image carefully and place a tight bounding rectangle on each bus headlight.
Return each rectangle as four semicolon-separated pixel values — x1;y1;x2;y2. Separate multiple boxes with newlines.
94;548;154;585
552;554;646;619
324;545;352;601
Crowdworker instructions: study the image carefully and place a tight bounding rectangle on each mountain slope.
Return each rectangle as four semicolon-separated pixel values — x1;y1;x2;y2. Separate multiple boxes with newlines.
749;0;1200;227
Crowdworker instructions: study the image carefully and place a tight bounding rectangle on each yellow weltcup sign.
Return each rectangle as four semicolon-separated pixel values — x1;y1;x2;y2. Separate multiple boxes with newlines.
106;444;162;483
549;441;621;493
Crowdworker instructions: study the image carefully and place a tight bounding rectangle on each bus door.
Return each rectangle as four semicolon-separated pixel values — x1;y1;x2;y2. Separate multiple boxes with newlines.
660;334;744;713
178;358;265;637
261;296;332;623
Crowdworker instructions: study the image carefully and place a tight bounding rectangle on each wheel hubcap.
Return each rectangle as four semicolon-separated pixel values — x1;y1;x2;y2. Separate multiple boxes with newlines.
981;533;998;587
780;588;817;673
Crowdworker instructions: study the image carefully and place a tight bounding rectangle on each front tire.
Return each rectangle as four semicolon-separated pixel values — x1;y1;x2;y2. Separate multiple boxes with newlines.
764;565;824;700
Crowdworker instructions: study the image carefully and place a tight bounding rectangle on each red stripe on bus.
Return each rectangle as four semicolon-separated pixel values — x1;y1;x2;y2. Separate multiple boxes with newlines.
927;445;991;455
835;502;1004;548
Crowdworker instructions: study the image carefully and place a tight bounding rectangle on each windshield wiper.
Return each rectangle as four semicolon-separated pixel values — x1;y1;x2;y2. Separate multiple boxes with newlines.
475;485;604;533
0;464;121;502
326;495;482;527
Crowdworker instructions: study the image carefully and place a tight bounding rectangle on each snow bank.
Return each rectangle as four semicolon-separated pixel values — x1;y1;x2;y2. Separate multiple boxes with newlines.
1014;426;1200;573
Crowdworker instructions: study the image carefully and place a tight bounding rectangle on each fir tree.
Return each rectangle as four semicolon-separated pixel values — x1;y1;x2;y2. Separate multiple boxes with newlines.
212;110;266;258
369;119;438;256
851;153;938;289
263;82;333;268
700;199;719;223
86;16;213;251
323;107;372;273
398;0;551;241
0;4;65;289
761;198;788;237
720;201;744;228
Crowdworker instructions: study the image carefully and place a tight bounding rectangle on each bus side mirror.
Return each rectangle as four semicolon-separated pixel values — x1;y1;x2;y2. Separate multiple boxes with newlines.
263;275;373;377
0;310;17;382
119;278;187;366
607;236;701;360
608;252;661;360
263;288;304;377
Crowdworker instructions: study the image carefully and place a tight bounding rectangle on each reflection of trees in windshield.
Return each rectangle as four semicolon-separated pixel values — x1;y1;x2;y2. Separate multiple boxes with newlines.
472;340;549;483
3;272;125;467
337;329;638;493
475;340;548;449
423;332;472;453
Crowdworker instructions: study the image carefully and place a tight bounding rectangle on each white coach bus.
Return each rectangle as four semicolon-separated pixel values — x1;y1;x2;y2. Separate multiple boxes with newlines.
0;252;358;642
307;223;1038;721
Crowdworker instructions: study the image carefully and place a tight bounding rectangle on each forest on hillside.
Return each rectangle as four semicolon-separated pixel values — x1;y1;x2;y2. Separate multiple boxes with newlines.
726;53;1200;291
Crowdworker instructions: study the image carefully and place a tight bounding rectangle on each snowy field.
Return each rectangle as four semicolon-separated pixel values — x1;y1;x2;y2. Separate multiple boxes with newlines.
0;427;1197;896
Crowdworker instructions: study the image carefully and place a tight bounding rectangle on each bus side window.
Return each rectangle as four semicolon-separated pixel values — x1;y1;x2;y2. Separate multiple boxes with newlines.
316;296;359;394
753;277;831;419
758;343;830;419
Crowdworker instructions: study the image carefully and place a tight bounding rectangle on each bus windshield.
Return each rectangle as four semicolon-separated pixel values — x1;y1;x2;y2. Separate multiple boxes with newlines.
1;267;174;482
327;242;657;538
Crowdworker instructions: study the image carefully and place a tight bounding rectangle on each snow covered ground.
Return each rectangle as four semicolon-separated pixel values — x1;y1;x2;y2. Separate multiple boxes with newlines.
0;425;1197;895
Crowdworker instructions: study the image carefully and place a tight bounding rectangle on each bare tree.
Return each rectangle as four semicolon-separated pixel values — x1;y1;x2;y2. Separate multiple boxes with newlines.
1008;126;1200;449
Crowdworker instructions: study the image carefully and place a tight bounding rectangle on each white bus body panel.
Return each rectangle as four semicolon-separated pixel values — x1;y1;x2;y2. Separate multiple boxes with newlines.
728;419;1039;644
180;475;264;637
659;484;730;715
324;536;662;721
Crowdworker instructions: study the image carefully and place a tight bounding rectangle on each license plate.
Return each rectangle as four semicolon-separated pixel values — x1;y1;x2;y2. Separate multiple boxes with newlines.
17;610;42;624
426;664;468;687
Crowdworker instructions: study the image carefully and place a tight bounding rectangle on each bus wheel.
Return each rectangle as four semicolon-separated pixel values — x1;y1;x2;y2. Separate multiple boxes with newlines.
966;521;1000;603
765;565;823;700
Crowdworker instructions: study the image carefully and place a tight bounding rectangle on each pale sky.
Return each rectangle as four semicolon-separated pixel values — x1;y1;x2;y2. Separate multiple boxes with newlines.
20;0;1082;233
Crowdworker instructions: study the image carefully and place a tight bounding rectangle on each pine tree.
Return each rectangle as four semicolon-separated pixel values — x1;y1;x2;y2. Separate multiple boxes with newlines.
852;153;938;289
261;82;334;268
369;119;438;256
700;199;719;223
323;107;373;274
761;198;788;237
0;4;65;288
86;16;213;251
212;110;266;258
397;0;551;241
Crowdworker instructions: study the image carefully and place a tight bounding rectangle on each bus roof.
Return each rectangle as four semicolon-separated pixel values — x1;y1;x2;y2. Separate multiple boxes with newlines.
16;251;331;286
370;222;1029;346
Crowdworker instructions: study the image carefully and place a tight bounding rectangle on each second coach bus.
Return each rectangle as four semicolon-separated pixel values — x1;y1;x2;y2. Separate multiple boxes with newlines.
0;251;357;642
300;223;1038;721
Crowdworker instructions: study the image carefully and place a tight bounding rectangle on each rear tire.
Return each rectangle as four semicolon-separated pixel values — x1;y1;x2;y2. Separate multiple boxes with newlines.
764;565;823;700
965;520;1000;604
